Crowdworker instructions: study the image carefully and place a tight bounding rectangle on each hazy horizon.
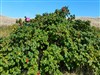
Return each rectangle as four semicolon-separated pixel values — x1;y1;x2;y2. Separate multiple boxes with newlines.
0;15;100;19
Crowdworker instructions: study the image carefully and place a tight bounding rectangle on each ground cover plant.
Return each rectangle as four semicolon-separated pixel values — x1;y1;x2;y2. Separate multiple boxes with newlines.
0;6;100;75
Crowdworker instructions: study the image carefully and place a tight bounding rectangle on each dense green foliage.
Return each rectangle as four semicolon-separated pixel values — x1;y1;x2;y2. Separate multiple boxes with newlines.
0;6;100;75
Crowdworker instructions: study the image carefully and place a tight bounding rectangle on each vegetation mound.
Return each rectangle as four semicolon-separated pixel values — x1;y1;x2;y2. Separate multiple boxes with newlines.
0;6;100;75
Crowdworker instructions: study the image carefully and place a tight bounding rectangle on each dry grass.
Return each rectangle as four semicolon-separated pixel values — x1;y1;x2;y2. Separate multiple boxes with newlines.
76;17;100;27
0;15;16;26
0;15;100;27
0;25;18;38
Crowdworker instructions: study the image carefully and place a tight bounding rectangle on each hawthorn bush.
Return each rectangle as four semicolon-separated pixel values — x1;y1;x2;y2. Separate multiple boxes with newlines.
0;6;100;75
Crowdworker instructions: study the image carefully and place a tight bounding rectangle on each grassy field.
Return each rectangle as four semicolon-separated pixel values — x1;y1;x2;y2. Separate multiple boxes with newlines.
0;24;18;38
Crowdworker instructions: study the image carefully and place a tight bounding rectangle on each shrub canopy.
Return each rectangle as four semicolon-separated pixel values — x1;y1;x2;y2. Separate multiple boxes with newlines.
0;6;100;75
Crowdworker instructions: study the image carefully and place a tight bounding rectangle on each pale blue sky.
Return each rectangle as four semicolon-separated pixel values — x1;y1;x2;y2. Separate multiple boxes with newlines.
0;0;100;18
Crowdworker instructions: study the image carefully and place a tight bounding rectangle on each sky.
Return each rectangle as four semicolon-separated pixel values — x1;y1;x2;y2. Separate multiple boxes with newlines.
0;0;100;18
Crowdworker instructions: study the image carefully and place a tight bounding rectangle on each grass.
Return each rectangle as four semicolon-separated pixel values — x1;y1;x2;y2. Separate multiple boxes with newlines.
0;24;18;38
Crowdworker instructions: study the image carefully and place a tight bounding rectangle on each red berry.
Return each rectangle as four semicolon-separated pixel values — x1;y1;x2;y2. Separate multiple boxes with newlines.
62;7;66;11
37;71;40;75
26;58;29;63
